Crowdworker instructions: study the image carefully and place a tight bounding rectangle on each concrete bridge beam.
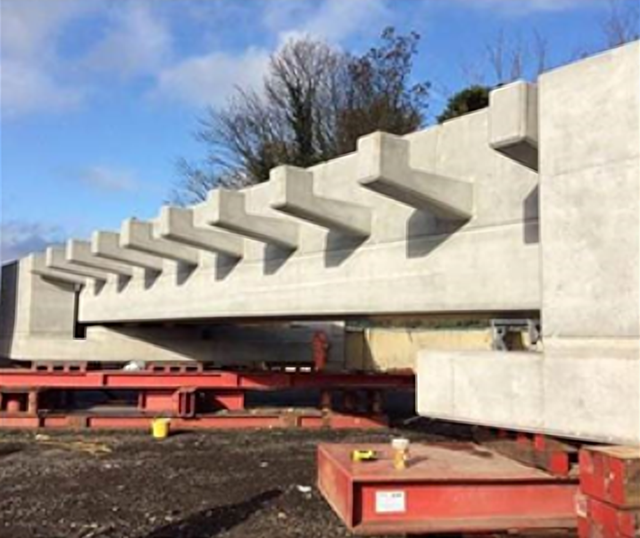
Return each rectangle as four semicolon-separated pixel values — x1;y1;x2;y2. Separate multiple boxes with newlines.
91;231;164;272
46;247;109;282
206;189;299;250
155;206;244;259
357;132;474;220
489;81;539;170
120;219;199;267
270;165;371;238
30;254;87;286
66;240;133;278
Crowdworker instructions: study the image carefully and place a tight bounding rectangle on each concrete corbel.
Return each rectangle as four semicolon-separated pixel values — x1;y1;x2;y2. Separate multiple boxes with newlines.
270;165;371;238
489;81;539;170
66;240;133;278
357;132;474;220
30;253;86;286
206;189;299;250
46;247;109;282
91;231;164;272
120;218;199;267
155;206;244;259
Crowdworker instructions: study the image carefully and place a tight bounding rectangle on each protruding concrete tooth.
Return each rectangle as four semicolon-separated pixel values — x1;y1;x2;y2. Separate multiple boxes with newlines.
91;231;164;272
206;189;299;250
155;206;244;259
270;165;371;238
29;253;86;286
489;81;539;171
357;131;474;220
120;218;200;266
46;247;109;282
66;240;133;277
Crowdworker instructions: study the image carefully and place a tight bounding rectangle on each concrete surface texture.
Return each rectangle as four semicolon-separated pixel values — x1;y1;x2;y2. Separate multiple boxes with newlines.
418;41;640;446
1;41;638;444
17;79;539;327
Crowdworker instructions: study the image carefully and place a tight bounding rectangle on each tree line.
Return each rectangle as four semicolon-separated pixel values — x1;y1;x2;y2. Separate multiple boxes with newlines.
172;0;639;204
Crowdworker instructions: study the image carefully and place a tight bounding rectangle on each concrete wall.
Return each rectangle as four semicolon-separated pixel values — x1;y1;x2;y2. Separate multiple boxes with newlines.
417;41;640;446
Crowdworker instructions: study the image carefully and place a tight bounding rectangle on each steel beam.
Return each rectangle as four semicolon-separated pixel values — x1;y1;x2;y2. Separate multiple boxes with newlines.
318;442;578;535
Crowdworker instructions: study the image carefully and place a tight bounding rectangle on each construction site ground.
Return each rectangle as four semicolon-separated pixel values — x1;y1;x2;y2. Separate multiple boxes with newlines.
0;414;576;538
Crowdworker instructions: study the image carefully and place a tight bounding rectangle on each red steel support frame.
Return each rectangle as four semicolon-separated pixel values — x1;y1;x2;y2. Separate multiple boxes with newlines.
317;442;579;535
0;365;414;431
578;445;640;537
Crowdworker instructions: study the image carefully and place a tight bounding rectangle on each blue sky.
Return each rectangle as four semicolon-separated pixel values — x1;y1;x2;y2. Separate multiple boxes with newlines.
0;0;627;262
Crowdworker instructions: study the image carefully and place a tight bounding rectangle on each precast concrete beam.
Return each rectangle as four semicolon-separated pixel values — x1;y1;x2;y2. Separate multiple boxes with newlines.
66;240;133;278
91;231;164;272
46;247;109;282
206;189;299;250
29;254;86;286
155;206;244;259
270;165;371;237
120;219;199;266
357;132;474;220
489;81;539;170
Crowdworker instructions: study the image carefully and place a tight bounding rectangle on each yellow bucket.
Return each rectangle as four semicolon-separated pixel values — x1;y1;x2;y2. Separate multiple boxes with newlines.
151;418;171;439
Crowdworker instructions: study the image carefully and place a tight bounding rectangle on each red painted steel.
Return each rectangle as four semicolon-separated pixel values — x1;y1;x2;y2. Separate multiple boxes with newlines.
0;411;387;431
312;331;329;371
210;391;245;411
0;366;405;430
577;494;640;538
317;442;579;535
0;368;414;390
580;446;640;509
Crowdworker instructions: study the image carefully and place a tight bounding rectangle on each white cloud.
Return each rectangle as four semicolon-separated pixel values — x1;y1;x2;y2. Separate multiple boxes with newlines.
0;0;95;119
0;0;95;60
151;0;390;109
73;165;138;192
1;59;84;118
0;220;63;263
437;0;598;13
83;2;172;78
0;0;171;120
266;0;390;44
153;47;269;108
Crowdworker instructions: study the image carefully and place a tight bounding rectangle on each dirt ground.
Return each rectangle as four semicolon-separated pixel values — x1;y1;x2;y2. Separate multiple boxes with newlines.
0;420;574;538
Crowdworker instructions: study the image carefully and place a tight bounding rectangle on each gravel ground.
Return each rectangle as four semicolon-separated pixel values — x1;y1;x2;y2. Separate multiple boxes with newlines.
0;420;575;538
0;419;476;538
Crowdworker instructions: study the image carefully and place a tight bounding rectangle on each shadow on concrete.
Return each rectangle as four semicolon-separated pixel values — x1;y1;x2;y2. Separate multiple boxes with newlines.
0;262;19;361
176;262;197;286
116;274;132;293
143;269;161;290
215;254;241;281
141;489;282;538
523;184;539;244
406;210;466;258
93;279;106;295
324;230;367;268
263;244;294;275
